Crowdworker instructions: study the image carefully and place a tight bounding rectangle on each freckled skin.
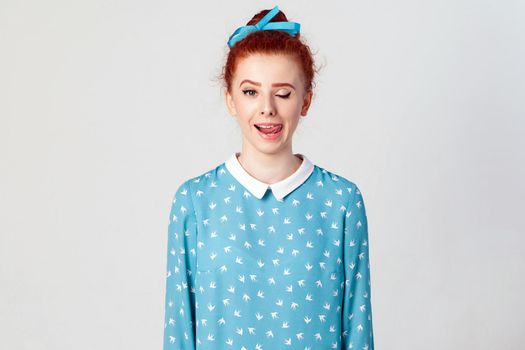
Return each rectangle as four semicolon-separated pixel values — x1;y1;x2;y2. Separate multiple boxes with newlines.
224;53;313;158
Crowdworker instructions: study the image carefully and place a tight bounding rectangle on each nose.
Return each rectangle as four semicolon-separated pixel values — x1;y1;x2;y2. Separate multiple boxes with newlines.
260;96;276;116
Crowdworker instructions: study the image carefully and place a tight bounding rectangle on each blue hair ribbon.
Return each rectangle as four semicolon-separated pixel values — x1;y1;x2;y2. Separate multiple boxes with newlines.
227;5;301;48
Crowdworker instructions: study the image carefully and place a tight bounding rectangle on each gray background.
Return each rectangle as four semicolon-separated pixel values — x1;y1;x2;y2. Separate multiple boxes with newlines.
1;0;524;349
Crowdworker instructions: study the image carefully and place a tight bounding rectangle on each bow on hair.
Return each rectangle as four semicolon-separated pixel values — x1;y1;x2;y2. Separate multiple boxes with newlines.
227;5;301;48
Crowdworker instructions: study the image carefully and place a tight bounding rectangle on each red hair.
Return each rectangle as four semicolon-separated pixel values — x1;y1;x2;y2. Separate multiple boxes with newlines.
219;8;319;95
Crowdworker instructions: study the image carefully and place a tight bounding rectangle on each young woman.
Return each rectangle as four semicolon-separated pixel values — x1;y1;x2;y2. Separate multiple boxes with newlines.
163;6;375;350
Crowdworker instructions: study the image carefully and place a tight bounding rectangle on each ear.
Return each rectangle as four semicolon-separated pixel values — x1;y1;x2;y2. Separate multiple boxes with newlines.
225;89;238;116
300;90;313;116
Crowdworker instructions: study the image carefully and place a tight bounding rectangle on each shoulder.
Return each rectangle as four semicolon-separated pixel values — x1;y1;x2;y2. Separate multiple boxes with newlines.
312;164;363;204
171;161;226;201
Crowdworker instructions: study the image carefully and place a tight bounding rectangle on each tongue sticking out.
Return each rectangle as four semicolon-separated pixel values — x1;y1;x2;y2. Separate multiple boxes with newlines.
258;125;282;134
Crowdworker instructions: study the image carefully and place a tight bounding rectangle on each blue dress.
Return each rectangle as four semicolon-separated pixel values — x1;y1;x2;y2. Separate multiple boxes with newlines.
163;152;375;350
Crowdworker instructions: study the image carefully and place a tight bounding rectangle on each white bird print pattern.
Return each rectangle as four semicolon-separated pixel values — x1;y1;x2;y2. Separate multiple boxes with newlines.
163;154;374;349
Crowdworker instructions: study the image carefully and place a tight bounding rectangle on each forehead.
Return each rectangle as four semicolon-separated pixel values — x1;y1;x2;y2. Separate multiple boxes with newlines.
234;53;303;86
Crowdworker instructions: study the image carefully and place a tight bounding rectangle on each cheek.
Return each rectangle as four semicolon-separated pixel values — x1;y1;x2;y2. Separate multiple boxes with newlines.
282;99;302;114
286;119;301;134
235;101;256;119
235;107;255;131
281;105;302;126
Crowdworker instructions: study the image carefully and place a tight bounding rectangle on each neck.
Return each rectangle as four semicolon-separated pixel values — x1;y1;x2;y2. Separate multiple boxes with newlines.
237;143;302;185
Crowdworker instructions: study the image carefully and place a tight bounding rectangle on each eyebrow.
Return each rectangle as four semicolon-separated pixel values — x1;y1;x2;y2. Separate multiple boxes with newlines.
239;79;295;90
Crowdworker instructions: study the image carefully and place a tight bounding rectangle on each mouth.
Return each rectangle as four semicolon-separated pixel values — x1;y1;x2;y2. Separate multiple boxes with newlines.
254;123;283;133
254;123;283;140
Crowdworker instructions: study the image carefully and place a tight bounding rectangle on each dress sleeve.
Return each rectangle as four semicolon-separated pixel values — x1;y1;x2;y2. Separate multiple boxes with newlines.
341;183;375;349
163;181;198;350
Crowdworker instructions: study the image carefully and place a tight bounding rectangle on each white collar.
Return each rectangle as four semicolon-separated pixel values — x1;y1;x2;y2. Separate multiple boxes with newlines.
224;152;315;201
